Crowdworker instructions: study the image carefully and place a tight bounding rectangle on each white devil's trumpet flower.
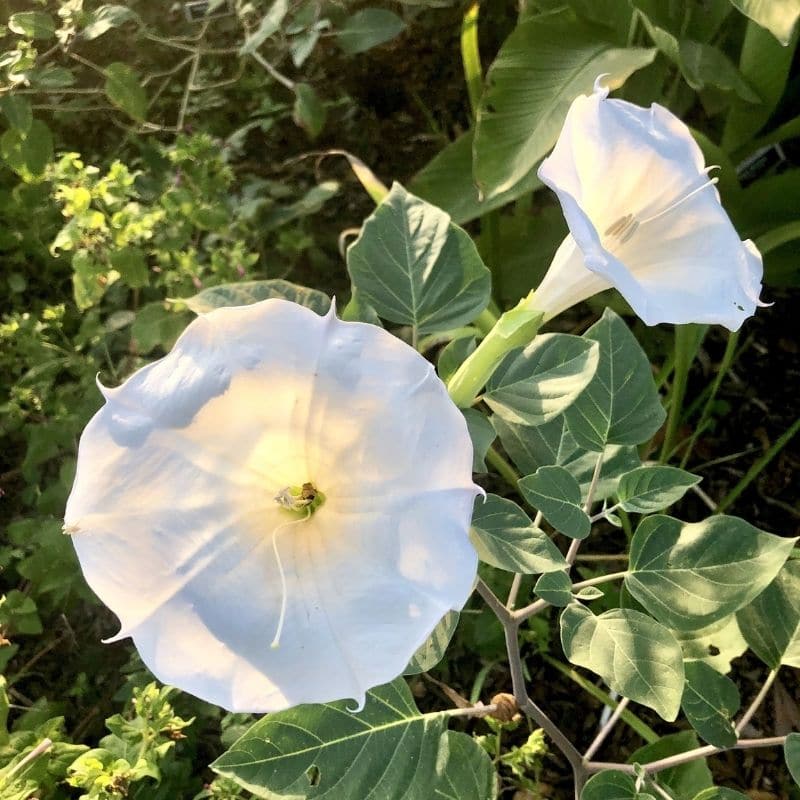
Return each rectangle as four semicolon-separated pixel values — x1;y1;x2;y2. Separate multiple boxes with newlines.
532;80;766;331
65;299;480;712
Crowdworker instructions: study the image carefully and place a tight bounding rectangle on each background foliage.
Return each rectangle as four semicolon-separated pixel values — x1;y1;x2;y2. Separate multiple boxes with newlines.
1;0;799;798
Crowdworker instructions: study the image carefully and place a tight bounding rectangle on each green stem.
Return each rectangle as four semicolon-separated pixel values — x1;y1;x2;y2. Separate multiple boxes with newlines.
484;211;503;303
460;1;482;121
447;300;543;407
475;307;498;336
571;571;628;591
485;445;520;488
660;324;706;462
680;330;739;469
716;416;800;513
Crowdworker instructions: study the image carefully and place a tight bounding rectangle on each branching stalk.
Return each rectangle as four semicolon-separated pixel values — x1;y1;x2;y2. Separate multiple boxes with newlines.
583;697;629;761
735;667;778;735
585;735;788;776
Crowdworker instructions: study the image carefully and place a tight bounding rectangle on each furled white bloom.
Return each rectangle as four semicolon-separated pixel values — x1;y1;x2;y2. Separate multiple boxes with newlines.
533;81;766;331
65;299;479;712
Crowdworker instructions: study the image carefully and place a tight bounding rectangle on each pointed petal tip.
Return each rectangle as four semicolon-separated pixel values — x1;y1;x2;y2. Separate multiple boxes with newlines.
95;372;115;400
102;627;131;645
593;74;611;98
345;693;367;714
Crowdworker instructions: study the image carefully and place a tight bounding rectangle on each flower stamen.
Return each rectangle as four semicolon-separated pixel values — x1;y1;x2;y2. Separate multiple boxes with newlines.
639;174;719;226
269;510;311;649
602;172;719;252
604;213;639;245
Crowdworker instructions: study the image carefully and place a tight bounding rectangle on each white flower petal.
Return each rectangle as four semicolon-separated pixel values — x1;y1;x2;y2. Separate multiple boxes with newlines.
67;299;479;711
535;86;765;330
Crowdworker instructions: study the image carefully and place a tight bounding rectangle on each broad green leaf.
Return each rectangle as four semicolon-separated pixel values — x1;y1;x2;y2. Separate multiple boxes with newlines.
633;2;753;101
438;337;476;384
240;0;288;54
462;408;495;473
519;466;590;539
492;414;640;501
677;615;748;674
632;0;732;44
736;558;800;668
628;732;713;799
693;789;751;800
785;732;800;787
262;181;340;230
132;303;188;354
625;515;796;632
109;246;149;288
347;183;491;335
728;0;800;45
473;12;655;198
30;65;75;89
617;466;701;513
489;205;567;307
470;494;567;574
181;279;331;316
341;288;382;326
0;120;52;177
105;63;147;122
677;41;759;102
732;170;800;239
8;11;55;39
534;571;572;607
568;0;634;41
213;678;449;798
722;21;798;152
565;309;666;452
293;83;326;140
681;661;739;748
433;731;497;800
405;612;459;675
0;95;32;133
484;334;598;427
82;5;140;39
336;9;406;55
409;130;542;225
581;771;638;800
560;605;685;720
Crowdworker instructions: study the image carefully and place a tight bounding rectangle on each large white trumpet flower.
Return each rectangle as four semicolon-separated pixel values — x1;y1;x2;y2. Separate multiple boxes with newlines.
65;299;479;712
533;82;765;331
